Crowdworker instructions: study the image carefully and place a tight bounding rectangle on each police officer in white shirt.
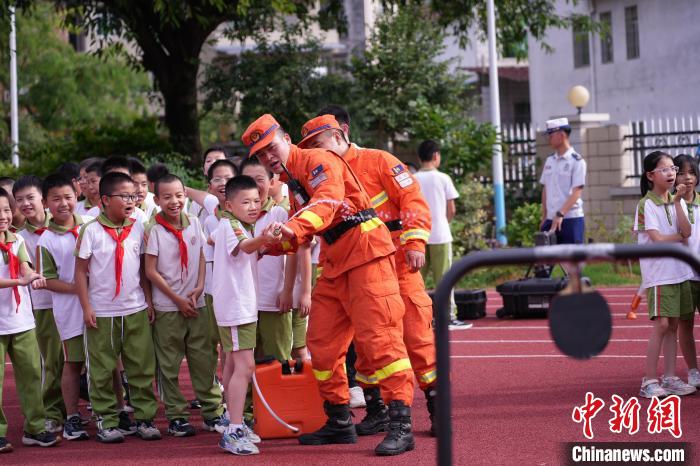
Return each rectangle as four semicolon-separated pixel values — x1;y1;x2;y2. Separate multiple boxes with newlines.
539;117;587;244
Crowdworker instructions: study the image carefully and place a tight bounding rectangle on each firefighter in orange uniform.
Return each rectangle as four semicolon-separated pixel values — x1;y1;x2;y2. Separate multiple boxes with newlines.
299;112;438;437
241;114;415;456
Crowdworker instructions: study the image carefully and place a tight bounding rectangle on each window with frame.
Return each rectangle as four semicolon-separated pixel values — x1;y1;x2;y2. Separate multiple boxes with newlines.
625;5;640;59
600;12;613;63
573;24;590;68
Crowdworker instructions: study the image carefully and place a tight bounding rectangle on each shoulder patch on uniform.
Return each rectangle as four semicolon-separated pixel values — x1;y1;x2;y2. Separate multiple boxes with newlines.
391;164;405;175
310;173;328;189
311;164;324;177
572;152;582;160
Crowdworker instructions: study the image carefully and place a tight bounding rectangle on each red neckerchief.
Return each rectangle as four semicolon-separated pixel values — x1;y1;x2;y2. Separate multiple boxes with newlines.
0;235;21;311
69;225;80;239
34;227;47;235
101;220;135;299
155;213;188;277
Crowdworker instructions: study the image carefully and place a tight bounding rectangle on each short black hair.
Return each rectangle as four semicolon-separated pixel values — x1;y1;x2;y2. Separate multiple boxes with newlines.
146;163;170;183
317;105;350;126
0;187;10;203
85;160;103;176
128;157;146;175
239;156;273;179
418;140;440;162
58;162;80;181
207;159;238;182
0;177;14;190
225;175;258;200
79;157;103;171
154;174;184;196
12;175;43;197
101;155;132;175
204;145;229;159
99;172;133;198
42;173;76;199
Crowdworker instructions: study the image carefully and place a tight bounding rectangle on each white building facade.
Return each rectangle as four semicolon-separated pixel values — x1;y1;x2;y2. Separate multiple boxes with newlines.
528;0;700;126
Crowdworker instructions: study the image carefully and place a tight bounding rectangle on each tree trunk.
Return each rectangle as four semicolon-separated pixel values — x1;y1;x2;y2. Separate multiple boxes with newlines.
160;65;202;166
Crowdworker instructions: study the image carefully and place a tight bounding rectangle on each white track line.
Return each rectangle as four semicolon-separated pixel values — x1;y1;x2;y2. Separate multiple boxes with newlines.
450;354;646;359
451;339;646;343
463;325;652;330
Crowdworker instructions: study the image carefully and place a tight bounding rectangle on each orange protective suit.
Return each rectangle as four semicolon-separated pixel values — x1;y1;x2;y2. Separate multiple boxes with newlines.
280;144;414;406
342;144;437;390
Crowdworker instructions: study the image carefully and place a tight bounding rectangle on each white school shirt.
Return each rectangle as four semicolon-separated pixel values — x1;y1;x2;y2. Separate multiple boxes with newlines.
414;168;459;244
199;194;221;295
86;205;149;227
212;215;258;327
38;215;92;340
77;215;147;317
634;192;694;288
17;217;53;310
539;147;587;220
75;199;96;216
255;200;289;311
141;192;159;219
684;194;700;281
0;233;35;335
145;213;206;312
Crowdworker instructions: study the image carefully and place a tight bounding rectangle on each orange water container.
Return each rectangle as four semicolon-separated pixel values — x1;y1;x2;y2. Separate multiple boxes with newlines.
252;359;326;439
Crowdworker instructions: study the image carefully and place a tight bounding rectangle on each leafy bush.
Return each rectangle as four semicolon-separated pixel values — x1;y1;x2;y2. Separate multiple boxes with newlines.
503;202;541;247
450;180;493;256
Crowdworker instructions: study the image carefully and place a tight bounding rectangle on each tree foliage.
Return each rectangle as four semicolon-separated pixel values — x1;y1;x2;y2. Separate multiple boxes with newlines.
202;28;353;143
0;3;151;146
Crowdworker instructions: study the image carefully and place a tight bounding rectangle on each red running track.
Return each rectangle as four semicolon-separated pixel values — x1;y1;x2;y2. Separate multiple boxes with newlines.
2;286;699;465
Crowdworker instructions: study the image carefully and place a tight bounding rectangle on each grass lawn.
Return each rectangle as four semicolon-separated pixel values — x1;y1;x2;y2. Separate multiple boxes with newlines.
424;261;641;290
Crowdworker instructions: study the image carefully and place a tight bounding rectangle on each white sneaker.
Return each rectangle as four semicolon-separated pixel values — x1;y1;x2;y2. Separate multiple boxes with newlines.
219;428;259;455
688;368;700;388
449;319;474;330
640;378;667;399
244;424;261;444
661;375;697;396
348;386;366;408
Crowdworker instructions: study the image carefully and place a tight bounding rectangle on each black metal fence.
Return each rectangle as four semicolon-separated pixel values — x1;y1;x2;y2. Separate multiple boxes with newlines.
625;117;700;179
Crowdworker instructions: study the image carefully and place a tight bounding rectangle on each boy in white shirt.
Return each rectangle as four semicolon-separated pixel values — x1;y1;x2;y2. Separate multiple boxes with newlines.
212;175;276;456
0;187;57;452
13;176;66;433
129;157;158;219
415;140;466;327
75;160;103;216
85;156;150;226
75;172;161;444
144;174;225;437
240;157;294;360
38;174;92;441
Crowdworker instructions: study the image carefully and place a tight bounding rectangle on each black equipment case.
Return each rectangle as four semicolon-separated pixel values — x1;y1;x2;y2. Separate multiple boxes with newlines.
428;289;487;320
495;277;591;318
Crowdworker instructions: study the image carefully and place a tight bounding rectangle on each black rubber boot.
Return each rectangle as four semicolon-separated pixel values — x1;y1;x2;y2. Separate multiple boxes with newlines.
355;388;390;436
298;402;358;445
424;386;436;437
375;400;415;456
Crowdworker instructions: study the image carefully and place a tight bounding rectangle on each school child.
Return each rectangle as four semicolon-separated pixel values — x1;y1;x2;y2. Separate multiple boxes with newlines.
75;160;103;216
57;163;82;199
84;156;149;226
0;187;57;452
74;172;161;443
144;174;225;437
270;179;311;360
188;159;239;384
212;175;277;455
146;163;170;194
0;177;24;231
673;154;700;388
38;174;92;441
13;176;66;433
635;151;698;398
188;146;227;221
128;157;158;219
240;157;294;361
